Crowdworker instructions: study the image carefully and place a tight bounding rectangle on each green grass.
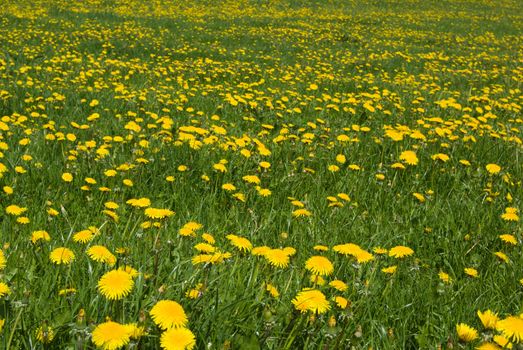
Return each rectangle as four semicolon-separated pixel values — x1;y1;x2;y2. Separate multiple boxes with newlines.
0;0;522;348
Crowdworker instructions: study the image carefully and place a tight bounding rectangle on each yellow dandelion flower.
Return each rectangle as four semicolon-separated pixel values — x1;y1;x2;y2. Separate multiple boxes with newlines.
391;162;406;169
333;243;374;263
194;243;215;253
61;172;73;182
145;208;174;219
150;300;188;330
92;321;134;350
373;247;388;254
456;323;478;342
399;150;419;165
264;249;290;268
493;334;511;348
412;192;425;202
0;282;11;297
501;207;519;222
5;205;27;216
98;270;134;300
292;288;330;314
49;247;75;265
477;310;499;329
265;283;279;298
382;265;397;274
329;280;347;292
0;250;5;270
251;246;270;256
201;233;215;244
333;296;349;309
126;198;151;208
500;234;517;245
87;246;117;265
17;216;29;224
438;271;452;284
221;183;236;191
486;164;501;175
310;274;326;285
226;234;252;252
104;201;119;210
494;251;509;263
160;327;196;350
388;246;414;258
73;229;94;243
242;175;260;184
292;208;312;217
497;316;523;343
305;256;334;276
464;267;478;278
35;325;55;343
31;230;51;244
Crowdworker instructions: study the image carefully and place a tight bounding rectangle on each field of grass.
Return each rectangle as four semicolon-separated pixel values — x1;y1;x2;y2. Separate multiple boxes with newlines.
0;0;522;348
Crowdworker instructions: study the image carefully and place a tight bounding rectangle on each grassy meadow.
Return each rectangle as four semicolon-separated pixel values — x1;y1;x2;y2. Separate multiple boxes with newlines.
0;0;522;348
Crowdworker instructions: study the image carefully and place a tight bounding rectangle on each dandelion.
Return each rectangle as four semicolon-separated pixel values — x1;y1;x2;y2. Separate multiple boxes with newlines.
265;283;279;298
388;246;414;258
493;334;511;348
333;243;374;263
5;205;26;216
145;208;174;219
333;296;349;309
92;321;134;350
179;222;202;237
150;300;188;330
226;234;252;252
456;323;478;342
160;327;196;350
98;270;134;300
31;230;51;244
494;251;509;263
399;150;419;165
251;246;271;256
329;280;348;291
264;249;290;268
500;234;517;245
486;163;501;174
49;247;75;265
382;265;397;274
412;192;425;202
87;246;117;265
477;310;499;329
438;271;452;284
305;256;334;276
35;324;55;343
464;267;478;278
201;233;215;244
0;250;5;270
501;207;519;222
73;229;94;243
0;282;11;297
61;172;73;182
221;183;236;191
292;208;312;217
242;175;260;184
496;316;523;343
127;198;151;208
292;289;330;314
431;153;449;162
